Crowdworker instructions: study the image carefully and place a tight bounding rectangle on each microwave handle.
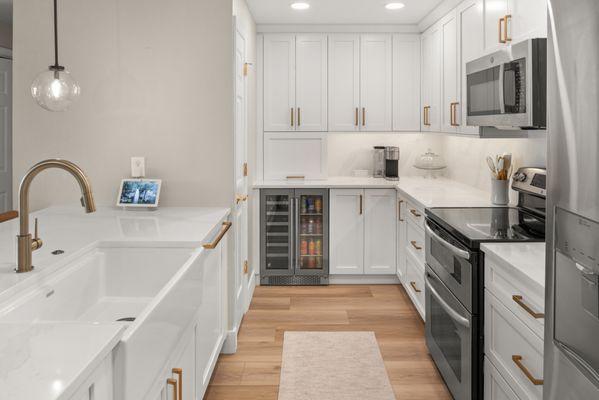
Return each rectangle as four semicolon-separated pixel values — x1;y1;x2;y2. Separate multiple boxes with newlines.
499;63;505;114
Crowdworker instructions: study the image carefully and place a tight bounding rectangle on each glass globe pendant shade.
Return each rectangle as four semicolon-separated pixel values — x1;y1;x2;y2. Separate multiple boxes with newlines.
30;67;80;112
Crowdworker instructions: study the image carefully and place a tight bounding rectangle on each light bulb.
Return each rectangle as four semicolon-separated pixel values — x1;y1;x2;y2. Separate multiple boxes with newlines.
31;67;81;112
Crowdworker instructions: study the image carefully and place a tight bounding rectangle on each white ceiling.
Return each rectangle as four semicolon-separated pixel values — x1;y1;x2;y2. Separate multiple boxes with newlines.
0;0;11;25
247;0;445;25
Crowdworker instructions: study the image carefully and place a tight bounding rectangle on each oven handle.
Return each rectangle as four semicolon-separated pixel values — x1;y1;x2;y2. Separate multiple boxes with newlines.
425;222;470;260
499;63;505;114
425;275;470;328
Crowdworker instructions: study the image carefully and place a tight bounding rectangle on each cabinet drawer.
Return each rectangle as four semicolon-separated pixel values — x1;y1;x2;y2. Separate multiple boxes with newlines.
485;290;544;400
485;357;520;400
404;251;425;320
406;220;425;266
485;255;544;339
406;201;424;230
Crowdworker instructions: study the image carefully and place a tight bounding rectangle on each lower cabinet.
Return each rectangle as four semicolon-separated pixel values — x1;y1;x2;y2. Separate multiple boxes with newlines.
404;251;425;319
396;196;408;281
330;188;396;275
485;357;521;400
68;355;114;400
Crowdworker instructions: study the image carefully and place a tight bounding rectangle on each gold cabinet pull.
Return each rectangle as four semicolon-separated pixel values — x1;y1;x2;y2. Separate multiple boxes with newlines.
512;355;543;385
398;200;404;221
297;107;301;126
410;281;422;293
172;368;182;399
410;209;422;218
355;107;359;126
290;108;294;127
423;106;431;126
243;162;248;177
203;221;232;249
498;16;506;43
362;107;366;126
359;194;363;215
504;15;512;42
410;240;422;251
450;102;459;126
512;295;544;319
286;175;305;179
235;194;248;204
243;260;249;274
167;378;178;400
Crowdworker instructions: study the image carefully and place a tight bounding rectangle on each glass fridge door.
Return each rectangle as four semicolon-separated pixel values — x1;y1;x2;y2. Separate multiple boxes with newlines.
295;189;328;275
261;190;294;275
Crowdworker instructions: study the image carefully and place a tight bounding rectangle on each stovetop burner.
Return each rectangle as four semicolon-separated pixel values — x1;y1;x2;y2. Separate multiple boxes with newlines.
425;207;545;249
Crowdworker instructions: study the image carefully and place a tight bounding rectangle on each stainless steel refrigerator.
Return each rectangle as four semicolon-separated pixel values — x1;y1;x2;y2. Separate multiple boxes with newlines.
545;1;599;398
260;189;329;285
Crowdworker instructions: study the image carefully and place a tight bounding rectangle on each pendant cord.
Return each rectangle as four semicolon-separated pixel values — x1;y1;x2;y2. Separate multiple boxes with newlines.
53;0;59;68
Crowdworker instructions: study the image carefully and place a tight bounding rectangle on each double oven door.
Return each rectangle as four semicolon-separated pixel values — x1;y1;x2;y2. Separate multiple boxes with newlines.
424;219;481;400
260;189;329;281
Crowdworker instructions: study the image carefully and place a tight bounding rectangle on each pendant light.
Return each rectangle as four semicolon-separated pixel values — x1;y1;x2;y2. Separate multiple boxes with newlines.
31;0;80;111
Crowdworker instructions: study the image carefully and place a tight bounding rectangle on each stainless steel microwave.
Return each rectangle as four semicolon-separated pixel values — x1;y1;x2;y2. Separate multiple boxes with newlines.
466;38;547;129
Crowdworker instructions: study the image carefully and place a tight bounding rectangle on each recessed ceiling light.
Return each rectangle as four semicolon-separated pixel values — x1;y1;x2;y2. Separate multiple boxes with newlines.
385;2;405;10
291;2;310;10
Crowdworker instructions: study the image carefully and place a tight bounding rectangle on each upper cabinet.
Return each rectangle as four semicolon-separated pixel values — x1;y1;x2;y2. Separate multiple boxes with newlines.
328;34;393;132
393;34;421;131
421;25;441;132
483;0;547;53
263;34;327;132
440;10;459;133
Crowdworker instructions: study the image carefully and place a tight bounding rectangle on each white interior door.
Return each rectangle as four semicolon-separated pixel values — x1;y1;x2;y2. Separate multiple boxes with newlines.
328;34;360;132
330;189;364;275
441;11;459;133
360;34;392;132
295;34;327;131
234;28;249;317
263;34;295;132
0;57;11;213
364;189;397;275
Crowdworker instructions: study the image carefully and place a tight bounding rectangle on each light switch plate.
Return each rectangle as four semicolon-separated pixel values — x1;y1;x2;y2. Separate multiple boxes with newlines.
131;157;145;178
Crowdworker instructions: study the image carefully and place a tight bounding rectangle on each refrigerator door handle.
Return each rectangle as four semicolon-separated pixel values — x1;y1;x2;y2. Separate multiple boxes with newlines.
295;195;300;272
290;197;295;272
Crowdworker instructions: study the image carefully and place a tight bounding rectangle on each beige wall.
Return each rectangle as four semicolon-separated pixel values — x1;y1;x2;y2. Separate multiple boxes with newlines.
13;0;233;210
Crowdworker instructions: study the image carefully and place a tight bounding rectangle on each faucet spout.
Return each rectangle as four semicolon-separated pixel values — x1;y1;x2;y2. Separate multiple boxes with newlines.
16;159;96;273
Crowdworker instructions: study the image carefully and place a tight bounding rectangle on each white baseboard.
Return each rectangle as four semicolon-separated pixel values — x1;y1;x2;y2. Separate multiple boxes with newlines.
221;326;239;354
329;275;401;285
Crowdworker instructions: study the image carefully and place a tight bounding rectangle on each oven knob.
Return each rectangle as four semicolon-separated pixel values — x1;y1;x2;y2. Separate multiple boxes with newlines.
514;172;527;182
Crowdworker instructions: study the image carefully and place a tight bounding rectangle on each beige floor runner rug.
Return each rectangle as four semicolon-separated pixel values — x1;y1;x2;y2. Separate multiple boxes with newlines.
278;331;396;400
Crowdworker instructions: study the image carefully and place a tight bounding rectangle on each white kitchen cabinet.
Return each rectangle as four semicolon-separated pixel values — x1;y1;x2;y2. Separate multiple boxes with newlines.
440;10;459;133
405;251;425;320
396;197;407;282
263;133;327;180
364;189;397;274
360;35;393;131
392;34;421;131
263;34;295;132
296;34;328;131
457;0;484;134
421;24;441;132
485;357;521;400
328;34;360;132
483;0;547;54
330;189;365;274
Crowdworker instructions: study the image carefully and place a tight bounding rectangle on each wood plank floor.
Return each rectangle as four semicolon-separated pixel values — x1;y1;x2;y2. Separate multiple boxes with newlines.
205;284;452;400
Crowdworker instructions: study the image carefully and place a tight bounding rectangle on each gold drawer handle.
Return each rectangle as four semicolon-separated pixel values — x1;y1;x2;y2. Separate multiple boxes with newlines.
167;378;178;400
498;16;506;43
203;221;232;249
504;14;512;42
355;107;359;126
362;107;366;126
410;209;422;218
410;281;422;293
172;368;182;399
410;240;422;251
235;194;248;204
512;295;544;319
512;355;543;386
359;194;363;215
286;175;305;180
290;107;294;126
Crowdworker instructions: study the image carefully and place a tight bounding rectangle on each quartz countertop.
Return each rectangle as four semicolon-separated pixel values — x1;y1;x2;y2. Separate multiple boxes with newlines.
0;322;124;400
254;176;495;209
481;242;546;296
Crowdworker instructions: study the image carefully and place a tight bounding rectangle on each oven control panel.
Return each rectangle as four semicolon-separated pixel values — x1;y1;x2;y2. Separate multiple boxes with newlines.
511;167;546;197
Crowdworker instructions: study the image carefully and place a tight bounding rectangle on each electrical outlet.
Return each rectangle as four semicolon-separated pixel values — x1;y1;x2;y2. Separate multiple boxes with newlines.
131;157;145;178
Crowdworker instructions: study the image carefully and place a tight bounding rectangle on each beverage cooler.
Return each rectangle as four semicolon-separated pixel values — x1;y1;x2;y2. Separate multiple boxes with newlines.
260;189;329;285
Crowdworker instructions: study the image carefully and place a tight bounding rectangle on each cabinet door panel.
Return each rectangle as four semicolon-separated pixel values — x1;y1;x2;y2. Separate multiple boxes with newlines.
441;11;459;133
330;189;364;274
360;34;392;131
458;0;484;134
173;331;196;400
421;26;441;132
328;34;360;132
296;34;327;131
263;34;295;131
508;0;547;43
263;133;327;180
484;0;509;53
364;189;397;274
397;197;407;282
392;34;421;131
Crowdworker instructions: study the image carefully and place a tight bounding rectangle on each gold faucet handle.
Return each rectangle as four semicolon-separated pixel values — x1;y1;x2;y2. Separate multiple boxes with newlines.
32;218;43;251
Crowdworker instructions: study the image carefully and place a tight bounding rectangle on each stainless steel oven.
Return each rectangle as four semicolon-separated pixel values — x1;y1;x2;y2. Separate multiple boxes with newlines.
425;219;480;400
466;38;546;129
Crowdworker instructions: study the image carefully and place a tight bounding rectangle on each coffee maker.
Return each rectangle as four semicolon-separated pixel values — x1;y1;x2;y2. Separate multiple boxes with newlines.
384;146;399;181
